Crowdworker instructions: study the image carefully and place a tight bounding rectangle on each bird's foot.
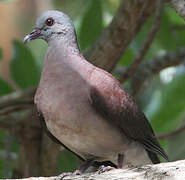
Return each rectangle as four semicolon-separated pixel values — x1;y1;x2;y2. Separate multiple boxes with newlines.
98;165;115;174
59;170;82;179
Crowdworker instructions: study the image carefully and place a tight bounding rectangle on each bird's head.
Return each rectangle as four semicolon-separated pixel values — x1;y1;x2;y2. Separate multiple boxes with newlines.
23;10;75;44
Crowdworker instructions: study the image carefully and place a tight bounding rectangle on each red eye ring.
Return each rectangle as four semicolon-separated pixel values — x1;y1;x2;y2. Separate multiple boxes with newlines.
45;18;54;26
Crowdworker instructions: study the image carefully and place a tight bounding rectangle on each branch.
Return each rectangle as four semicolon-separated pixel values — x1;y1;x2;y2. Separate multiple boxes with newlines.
158;123;185;140
84;0;157;72
171;0;185;20
6;160;185;180
0;88;35;132
119;0;163;83
0;88;34;109
130;47;185;96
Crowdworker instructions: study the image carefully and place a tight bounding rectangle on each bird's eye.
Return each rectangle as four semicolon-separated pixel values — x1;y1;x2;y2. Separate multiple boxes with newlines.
45;18;54;26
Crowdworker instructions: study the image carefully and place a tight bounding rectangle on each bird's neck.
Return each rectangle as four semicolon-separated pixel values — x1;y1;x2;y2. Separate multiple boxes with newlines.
48;33;80;56
45;39;94;80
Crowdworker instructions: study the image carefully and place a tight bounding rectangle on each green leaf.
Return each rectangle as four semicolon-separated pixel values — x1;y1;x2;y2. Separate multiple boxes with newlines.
151;74;185;133
119;47;135;66
78;0;103;50
155;8;181;50
10;40;41;89
0;78;13;96
166;7;185;47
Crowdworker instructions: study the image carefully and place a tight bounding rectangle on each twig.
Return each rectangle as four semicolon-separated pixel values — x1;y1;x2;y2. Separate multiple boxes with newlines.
0;88;35;108
84;0;156;72
0;88;34;111
0;89;35;131
119;0;163;83
158;123;185;140
0;105;33;116
130;47;185;96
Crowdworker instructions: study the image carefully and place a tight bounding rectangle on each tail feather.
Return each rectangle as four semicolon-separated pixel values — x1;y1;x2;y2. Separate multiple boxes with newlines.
146;150;160;164
143;138;169;161
142;137;169;163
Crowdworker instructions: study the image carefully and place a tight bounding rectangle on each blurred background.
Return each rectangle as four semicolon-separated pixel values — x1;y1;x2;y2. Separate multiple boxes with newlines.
0;0;185;178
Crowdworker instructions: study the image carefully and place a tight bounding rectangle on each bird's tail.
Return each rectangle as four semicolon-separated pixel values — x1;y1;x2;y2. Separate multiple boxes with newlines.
142;137;169;164
146;150;160;164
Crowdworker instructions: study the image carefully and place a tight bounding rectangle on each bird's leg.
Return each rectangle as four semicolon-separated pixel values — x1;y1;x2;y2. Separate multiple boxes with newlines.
59;159;94;179
98;154;124;174
117;153;124;168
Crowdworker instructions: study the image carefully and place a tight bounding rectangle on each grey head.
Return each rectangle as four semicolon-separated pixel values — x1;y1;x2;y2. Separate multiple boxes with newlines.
23;10;76;44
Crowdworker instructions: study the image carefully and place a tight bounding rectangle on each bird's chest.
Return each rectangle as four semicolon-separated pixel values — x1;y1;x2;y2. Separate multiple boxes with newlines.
35;73;90;121
35;73;93;144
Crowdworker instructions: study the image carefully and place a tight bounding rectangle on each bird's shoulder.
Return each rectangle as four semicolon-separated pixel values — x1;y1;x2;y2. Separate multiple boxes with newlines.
89;67;135;114
89;67;154;140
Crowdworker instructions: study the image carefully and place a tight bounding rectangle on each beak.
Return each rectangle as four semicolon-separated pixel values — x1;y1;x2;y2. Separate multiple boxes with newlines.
23;28;41;44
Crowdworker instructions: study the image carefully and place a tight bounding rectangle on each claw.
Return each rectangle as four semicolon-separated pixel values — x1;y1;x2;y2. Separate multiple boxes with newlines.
98;165;115;174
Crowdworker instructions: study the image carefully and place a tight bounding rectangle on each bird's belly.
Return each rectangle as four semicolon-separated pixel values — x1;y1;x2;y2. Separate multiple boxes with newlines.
44;101;130;161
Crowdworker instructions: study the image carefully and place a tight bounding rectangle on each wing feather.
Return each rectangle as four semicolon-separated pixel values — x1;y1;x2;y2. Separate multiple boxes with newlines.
90;69;168;162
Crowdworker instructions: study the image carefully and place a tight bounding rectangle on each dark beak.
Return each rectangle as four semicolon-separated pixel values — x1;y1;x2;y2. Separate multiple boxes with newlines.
23;28;41;44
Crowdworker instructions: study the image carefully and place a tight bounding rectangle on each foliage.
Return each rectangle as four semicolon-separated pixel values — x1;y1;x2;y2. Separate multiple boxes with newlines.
10;40;41;89
151;74;185;133
78;0;104;50
0;78;13;96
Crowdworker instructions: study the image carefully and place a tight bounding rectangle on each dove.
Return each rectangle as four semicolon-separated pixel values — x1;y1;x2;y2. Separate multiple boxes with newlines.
24;10;168;176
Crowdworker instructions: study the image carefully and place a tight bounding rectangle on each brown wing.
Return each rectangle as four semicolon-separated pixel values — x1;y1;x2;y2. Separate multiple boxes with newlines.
90;69;168;162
